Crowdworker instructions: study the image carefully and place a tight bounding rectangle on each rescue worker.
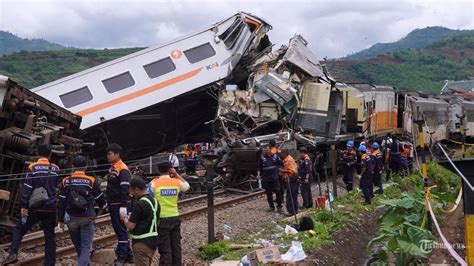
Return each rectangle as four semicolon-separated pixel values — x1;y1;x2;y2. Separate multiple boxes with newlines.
3;144;59;265
371;142;384;194
281;150;298;216
401;142;413;175
58;156;105;266
106;144;134;264
388;135;404;175
121;177;159;266
184;145;197;174
298;148;313;209
358;145;374;205
269;140;285;200
256;145;284;213
340;140;357;192
148;161;190;266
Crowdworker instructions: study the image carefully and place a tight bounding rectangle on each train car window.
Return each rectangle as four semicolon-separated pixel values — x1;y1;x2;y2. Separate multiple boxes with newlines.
102;72;135;93
143;57;176;79
59;86;93;108
219;18;245;49
372;100;376;109
184;43;216;64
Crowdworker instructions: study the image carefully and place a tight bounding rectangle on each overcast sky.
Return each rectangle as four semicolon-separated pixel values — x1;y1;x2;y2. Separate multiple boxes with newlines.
0;0;473;58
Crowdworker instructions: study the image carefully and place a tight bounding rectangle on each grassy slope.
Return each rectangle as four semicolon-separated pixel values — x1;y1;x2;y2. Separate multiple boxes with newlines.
328;33;474;93
0;48;143;88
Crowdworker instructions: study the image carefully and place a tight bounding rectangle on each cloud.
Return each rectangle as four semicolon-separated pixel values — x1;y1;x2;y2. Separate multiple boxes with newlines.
0;0;472;58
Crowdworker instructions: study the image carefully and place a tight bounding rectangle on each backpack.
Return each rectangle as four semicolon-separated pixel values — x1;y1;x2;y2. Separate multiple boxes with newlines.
68;185;89;211
28;164;52;209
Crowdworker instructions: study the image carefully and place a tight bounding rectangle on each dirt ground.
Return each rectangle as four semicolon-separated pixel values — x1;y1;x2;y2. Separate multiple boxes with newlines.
429;201;466;265
305;207;385;265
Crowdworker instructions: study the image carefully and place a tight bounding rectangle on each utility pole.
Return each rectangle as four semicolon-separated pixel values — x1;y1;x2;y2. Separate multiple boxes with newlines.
415;107;431;231
203;153;218;244
457;114;466;158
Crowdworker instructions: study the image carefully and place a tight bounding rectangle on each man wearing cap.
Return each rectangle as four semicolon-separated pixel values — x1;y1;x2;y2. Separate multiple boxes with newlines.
58;156;106;266
106;143;134;264
340;141;357;192
148;161;190;266
121;177;159;266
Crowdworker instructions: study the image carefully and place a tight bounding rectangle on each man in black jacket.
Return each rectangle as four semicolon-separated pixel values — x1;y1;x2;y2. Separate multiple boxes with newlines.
106;144;134;264
58;156;105;266
2;144;60;265
121;177;159;266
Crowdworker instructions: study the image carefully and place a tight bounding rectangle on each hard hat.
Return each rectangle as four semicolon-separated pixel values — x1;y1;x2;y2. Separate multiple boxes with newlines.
358;145;367;152
372;142;380;149
346;140;354;147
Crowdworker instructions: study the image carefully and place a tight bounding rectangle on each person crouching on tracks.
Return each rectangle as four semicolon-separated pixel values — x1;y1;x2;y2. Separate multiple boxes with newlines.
298;148;313;209
358;145;374;205
256;144;284;214
105;144;134;264
281;150;299;217
371;142;384;194
148;161;190;266
57;156;105;266
340;141;357;192
121;177;159;266
2;144;60;266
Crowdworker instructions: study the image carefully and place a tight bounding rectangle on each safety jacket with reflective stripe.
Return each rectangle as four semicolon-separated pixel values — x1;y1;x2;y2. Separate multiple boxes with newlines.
20;158;60;212
148;175;188;218
130;197;158;239
106;160;130;206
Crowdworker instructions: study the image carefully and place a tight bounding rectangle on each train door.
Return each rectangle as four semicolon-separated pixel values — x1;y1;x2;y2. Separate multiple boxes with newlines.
397;93;405;129
346;108;358;132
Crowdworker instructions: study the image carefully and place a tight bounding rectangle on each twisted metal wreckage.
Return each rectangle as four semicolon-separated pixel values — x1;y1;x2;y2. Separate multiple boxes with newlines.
212;34;342;186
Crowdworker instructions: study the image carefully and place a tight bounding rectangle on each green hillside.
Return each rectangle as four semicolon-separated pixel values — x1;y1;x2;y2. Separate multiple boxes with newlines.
328;33;474;93
0;48;143;88
345;26;473;60
0;31;73;55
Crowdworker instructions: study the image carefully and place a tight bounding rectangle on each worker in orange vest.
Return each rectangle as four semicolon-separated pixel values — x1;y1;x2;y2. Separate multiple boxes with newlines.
281;150;298;216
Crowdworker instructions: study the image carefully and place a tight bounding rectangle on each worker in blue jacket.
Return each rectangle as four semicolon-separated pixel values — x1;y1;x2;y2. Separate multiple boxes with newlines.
58;156;105;266
298;147;313;209
106;143;134;265
358;145;374;205
256;144;284;213
3;144;60;265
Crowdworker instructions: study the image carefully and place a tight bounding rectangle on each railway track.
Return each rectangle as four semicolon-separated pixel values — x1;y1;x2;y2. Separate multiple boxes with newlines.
7;190;264;265
0;190;226;252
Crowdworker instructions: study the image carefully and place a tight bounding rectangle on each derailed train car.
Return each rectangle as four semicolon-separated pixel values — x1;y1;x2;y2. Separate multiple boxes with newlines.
32;12;273;162
0;76;82;233
213;35;341;181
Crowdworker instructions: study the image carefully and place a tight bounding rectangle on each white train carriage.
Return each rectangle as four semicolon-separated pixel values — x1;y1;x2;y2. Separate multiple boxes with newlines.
31;13;273;160
32;12;272;130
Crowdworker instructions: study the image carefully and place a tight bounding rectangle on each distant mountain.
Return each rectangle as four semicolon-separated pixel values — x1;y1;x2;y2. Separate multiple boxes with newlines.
327;32;474;93
345;26;474;60
0;31;73;55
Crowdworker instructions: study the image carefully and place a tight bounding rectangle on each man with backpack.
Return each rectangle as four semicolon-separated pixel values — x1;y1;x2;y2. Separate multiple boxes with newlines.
2;144;60;265
58;156;105;266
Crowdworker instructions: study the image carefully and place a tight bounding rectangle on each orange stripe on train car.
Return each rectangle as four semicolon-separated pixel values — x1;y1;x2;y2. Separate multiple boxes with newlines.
77;67;203;117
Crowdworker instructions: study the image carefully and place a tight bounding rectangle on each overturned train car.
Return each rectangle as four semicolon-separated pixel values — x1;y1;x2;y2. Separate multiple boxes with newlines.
0;76;82;233
32;12;273;163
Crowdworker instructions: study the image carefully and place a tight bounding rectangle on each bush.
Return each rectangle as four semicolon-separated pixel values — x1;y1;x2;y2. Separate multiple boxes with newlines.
198;241;230;261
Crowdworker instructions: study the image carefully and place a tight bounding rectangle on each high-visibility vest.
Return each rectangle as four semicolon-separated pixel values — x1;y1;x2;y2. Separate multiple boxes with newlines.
130;197;158;239
149;177;182;218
